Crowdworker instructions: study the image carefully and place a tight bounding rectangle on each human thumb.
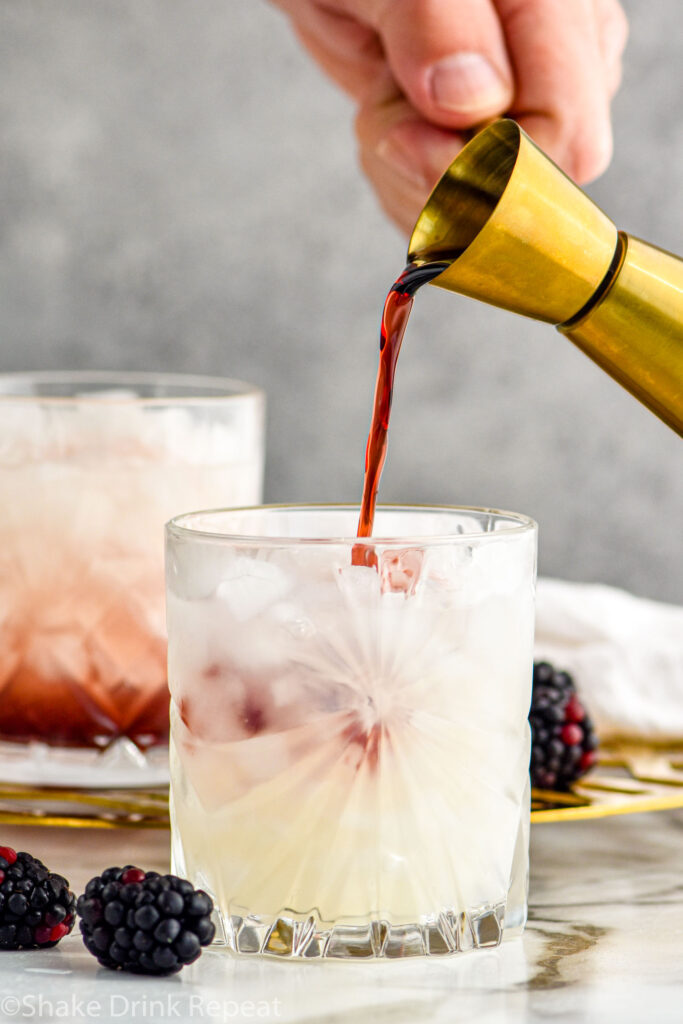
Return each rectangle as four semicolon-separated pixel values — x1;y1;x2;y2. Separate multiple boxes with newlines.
367;0;513;128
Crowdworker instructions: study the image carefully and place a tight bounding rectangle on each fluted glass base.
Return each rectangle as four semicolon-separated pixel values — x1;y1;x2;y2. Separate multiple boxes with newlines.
217;900;509;959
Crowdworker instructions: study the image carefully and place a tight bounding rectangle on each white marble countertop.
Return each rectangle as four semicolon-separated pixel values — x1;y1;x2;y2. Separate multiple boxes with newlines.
0;811;681;1023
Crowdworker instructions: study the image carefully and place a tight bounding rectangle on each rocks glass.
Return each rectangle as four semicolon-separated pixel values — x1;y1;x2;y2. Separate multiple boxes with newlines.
166;504;536;959
0;372;264;783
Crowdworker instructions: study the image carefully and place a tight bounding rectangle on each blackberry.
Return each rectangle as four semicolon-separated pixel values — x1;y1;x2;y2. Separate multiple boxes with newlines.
77;867;215;975
530;661;598;791
0;846;76;949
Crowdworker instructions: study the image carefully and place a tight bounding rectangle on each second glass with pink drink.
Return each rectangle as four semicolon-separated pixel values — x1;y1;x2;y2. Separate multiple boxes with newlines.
0;372;264;781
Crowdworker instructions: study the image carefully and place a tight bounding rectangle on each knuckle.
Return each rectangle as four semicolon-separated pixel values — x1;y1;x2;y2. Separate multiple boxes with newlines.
597;0;629;56
353;103;373;145
610;1;629;52
356;141;377;182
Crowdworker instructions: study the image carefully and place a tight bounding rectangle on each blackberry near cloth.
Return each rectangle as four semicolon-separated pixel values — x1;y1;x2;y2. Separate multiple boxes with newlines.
530;662;598;791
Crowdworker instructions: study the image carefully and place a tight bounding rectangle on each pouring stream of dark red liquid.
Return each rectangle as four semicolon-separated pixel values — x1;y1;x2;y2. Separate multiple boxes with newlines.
354;261;449;563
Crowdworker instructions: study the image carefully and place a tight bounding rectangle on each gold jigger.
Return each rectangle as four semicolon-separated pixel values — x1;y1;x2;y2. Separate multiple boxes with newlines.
408;119;683;436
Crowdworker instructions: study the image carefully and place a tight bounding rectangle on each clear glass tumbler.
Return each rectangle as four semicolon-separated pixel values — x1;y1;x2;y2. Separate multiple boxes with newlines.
166;504;537;959
0;372;264;782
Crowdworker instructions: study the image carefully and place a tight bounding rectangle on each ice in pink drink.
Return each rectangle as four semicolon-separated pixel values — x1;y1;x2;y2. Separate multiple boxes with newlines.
0;382;263;749
167;507;536;958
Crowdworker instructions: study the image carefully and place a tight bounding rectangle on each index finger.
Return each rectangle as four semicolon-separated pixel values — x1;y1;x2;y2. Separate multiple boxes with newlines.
494;0;613;182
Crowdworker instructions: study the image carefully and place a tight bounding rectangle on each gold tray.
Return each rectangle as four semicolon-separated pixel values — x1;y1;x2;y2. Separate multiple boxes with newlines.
0;784;169;830
531;742;683;822
0;743;682;830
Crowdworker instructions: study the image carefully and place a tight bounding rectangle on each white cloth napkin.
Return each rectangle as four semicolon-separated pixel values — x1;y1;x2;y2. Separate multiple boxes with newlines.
534;577;683;741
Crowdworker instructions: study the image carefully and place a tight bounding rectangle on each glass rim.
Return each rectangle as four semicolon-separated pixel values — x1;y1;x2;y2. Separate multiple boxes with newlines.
166;503;537;547
0;370;264;405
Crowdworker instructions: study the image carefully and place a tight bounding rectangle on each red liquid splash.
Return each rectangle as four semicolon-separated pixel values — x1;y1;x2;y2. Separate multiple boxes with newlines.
354;261;449;565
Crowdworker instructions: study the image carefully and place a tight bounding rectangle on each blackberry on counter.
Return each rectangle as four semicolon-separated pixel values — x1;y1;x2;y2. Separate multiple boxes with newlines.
530;662;598;791
77;867;215;975
0;846;76;950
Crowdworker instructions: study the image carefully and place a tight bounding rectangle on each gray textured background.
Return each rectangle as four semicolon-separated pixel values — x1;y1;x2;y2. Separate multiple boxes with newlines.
0;0;681;601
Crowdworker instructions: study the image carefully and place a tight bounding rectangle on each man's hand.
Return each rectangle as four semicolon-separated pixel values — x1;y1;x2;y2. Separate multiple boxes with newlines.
272;0;628;233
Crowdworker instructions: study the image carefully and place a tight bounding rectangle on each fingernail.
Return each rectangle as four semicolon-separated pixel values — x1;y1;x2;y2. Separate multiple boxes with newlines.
428;52;508;113
376;135;429;189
